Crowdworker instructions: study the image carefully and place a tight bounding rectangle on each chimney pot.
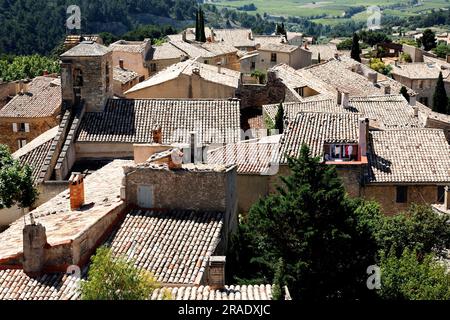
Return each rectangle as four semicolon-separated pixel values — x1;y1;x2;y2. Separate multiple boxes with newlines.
413;106;419;117
368;72;378;84
342;92;350;108
69;173;85;210
152;125;162;144
358;117;369;159
119;59;124;69
23;223;47;276
207;256;226;289
217;62;222;74
409;93;417;107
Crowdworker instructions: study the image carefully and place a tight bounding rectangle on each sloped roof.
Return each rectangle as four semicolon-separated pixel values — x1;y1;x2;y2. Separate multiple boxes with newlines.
278;111;361;163
367;129;450;184
126;59;240;94
109;40;148;53
107;209;223;285
13;126;59;183
76;99;241;145
61;41;110;57
113;67;139;84
150;42;186;61
0;77;61;118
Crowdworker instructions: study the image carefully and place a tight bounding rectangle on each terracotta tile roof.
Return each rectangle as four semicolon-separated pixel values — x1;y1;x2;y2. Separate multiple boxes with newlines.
207;140;279;175
126;59;240;94
0;160;130;264
254;36;299;53
151;284;275;300
13;127;58;183
391;62;450;80
113;67;139;84
367;129;450;183
0;269;81;300
150;42;186;60
76;99;241;145
61;41;110;57
278;111;360;163
109;40;148;53
107;209;223;285
306;44;338;60
0;77;61;118
169;41;216;58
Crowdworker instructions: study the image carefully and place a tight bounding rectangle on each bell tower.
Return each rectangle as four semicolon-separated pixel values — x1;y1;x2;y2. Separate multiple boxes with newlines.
60;41;113;112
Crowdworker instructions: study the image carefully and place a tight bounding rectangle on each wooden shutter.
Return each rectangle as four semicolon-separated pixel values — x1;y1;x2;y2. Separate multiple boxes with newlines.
24;123;30;132
12;123;17;132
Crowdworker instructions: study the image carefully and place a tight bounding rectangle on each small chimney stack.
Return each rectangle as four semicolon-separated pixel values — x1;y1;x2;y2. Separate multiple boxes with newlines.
413;106;419;117
248;31;252;40
190;131;197;164
368;72;377;84
23;223;47;276
358;117;369;159
409;93;417;107
342;92;350;109
207;256;226;289
119;59;124;69
182;30;187;42
69;173;85;211
384;85;391;95
169;148;184;170
337;90;342;105
152;125;162;144
445;186;450;211
217;61;222;74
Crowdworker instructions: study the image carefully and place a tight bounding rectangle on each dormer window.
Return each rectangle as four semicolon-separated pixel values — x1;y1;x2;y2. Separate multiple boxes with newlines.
324;144;358;162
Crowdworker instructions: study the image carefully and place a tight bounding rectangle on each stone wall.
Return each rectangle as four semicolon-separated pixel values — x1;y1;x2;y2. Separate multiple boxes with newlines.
236;72;286;108
236;175;270;213
362;184;442;215
0;116;59;153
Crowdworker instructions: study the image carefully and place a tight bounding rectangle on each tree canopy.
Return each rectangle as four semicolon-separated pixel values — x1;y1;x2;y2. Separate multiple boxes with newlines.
432;71;448;114
421;29;437;51
350;33;361;62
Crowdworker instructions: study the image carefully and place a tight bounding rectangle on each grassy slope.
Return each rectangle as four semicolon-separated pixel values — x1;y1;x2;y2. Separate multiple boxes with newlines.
212;0;450;24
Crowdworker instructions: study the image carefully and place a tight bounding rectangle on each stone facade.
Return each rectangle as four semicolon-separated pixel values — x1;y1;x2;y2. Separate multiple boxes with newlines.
236;71;286;108
0;116;59;153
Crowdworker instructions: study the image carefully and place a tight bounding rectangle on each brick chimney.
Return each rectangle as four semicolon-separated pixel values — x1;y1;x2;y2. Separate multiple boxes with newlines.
23;223;47;276
358;117;369;159
152;125;162;144
169;148;184;170
445;186;450;211
119;59;124;69
207;256;226;289
69;173;85;211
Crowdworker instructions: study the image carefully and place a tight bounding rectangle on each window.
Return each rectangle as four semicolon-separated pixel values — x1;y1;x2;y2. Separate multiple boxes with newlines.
150;63;157;72
396;186;408;203
204;60;209;64
437;186;445;203
271;53;277;62
12;123;29;132
324;144;357;162
73;68;83;87
294;87;305;97
105;62;110;89
17;139;27;149
251;61;256;70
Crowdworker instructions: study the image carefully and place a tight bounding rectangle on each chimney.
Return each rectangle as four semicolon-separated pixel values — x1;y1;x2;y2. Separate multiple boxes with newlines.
23;223;47;276
368;72;377;84
358;117;369;159
169;148;184;170
119;59;124;69
69;173;85;210
217;62;222;74
190;131;197;164
152;125;162;144
334;52;339;60
409;93;417;107
211;29;215;43
413;106;419;117
445;186;450;211
337;90;342;105
384;85;391;95
248;31;252;40
192;67;200;76
207;256;226;289
342;92;350;109
182;30;187;42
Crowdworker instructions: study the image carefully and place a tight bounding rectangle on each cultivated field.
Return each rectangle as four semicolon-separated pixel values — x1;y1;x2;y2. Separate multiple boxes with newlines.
210;0;450;25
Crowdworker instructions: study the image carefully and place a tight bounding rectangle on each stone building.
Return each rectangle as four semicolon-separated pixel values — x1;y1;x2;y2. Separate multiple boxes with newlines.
125;58;241;99
112;64;140;97
109;39;152;79
0;76;61;152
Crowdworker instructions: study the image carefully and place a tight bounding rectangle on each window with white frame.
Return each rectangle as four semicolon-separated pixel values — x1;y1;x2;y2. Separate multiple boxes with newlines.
17;139;27;149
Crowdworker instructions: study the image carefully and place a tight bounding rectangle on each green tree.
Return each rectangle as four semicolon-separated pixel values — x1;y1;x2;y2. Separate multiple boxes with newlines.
432;71;448;114
379;248;450;300
250;69;266;84
336;38;353;50
421;29;437;51
0;145;37;212
369;58;392;75
433;43;450;58
375;204;450;259
351;33;361;62
274;103;284;134
81;246;167;300
196;7;207;43
232;145;380;300
272;258;287;300
400;86;410;102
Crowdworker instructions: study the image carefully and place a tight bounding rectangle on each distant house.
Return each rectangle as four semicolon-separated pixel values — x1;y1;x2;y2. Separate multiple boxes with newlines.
125;58;241;99
306;44;339;64
113;64;140;97
109;39;152;79
0;76;61;152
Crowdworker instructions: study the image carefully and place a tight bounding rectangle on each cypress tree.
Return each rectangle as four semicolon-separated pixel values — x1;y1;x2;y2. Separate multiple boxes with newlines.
351;33;361;62
433;71;448;114
195;9;200;42
272;258;286;301
199;8;206;43
275;102;284;134
318;52;321;63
